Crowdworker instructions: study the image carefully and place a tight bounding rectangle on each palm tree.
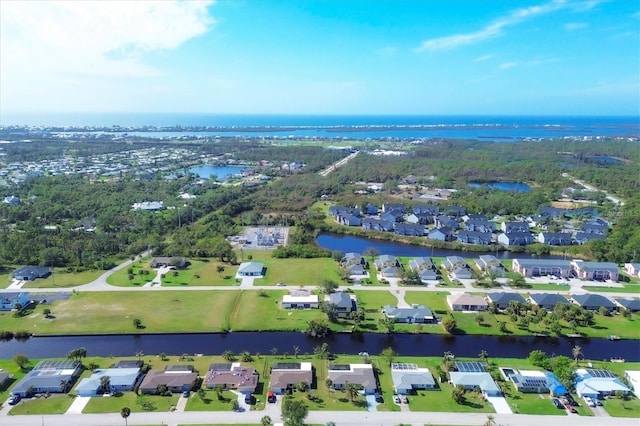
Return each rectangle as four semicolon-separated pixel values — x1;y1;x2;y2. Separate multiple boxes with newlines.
213;384;223;400
484;414;496;426
222;350;235;361
479;350;489;362
345;382;360;402
572;345;583;365
100;375;111;394
120;407;131;426
293;345;300;358
261;415;273;426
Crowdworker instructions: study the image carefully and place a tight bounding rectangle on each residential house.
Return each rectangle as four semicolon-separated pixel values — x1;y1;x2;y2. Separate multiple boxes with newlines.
501;221;529;233
391;363;437;395
237;262;265;277
0;292;30;311
282;292;319;309
11;360;82;397
435;215;459;230
624;263;640;278
614;298;640;313
341;253;366;275
204;363;259;395
382;304;436;323
374;255;401;278
511;259;572;278
363;203;379;215
509;370;567;396
427;227;455;242
404;213;421;224
139;366;198;394
571;260;619;282
150;256;188;269
486;292;527;310
624;371;640;393
12;265;51;281
575;369;630;399
570;294;617;312
325;292;357;318
412;204;439;216
451;267;473;280
475;255;503;273
444;205;466;217
449;372;501;397
270;362;313;394
394;223;425;237
447;294;488;312
72;216;96;231
408;257;438;282
540;206;566;219
457;231;492;245
328;364;377;394
2;195;20;206
441;256;468;272
529;293;570;311
462;213;488;223
581;223;608;236
76;368;141;396
574;232;606;245
132;201;164;211
381;210;404;223
362;218;394;232
498;232;535;246
382;203;406;214
0;371;10;390
336;213;361;227
537;232;572;246
464;219;495;233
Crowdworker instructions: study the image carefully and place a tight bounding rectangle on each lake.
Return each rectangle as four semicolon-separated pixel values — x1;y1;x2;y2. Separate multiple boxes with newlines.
0;332;637;361
316;233;561;259
468;182;531;192
187;165;246;180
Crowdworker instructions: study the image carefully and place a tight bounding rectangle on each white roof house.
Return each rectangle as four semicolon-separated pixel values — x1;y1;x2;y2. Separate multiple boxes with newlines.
76;368;141;396
282;294;319;309
624;371;640;394
574;368;630;398
449;372;501;396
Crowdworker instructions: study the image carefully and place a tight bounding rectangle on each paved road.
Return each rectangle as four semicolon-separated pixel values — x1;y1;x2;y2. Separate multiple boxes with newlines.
562;173;624;206
319;151;359;177
2;409;639;426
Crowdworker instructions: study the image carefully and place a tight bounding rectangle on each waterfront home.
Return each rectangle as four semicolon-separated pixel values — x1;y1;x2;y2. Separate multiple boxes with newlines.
614;298;640;312
486;292;527;310
497;231;535;246
0;292;30;311
76;368;141;396
237;261;265;277
270;362;313;394
507;370;567;396
447;294;488;312
574;232;606;245
442;256;468;272
570;294;617;312
571;260;619;282
408;257;438;282
150;256;188;269
12;265;51;281
529;293;570;311
511;259;572;278
575;368;630;399
341;253;367;275
325;292;357;318
382;304;436;323
336;213;361;227
475;255;504;273
328;205;361;218
204;363;258;395
139;366;198;394
451;267;473;280
394;223;425;236
374;255;400;270
464;219;495;233
623;263;640;278
282;292;319;309
457;230;492;245
11;360;82;397
328;364;377;394
449;372;501;397
427;226;455;242
537;232;572;246
364;203;379;215
362;218;394;232
391;363;436;395
435;215;459;230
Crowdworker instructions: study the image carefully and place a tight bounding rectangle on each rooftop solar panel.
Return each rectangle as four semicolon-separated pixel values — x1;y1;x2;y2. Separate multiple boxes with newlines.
587;369;615;378
391;363;418;371
455;361;487;372
272;363;302;370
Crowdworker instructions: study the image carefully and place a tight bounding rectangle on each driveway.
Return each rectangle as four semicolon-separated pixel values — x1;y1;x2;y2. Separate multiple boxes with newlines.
486;395;513;414
66;396;91;414
365;394;379;412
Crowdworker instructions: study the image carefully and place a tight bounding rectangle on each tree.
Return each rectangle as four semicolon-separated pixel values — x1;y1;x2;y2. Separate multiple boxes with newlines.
216;265;225;277
293;345;300;358
100;375;111;394
13;353;29;370
572;345;583;365
378;316;396;333
353;308;365;327
325;378;333;390
67;347;88;362
261;415;273;426
363;247;379;264
120;407;131;426
240;350;253;362
197;388;206;401
296;381;308;392
479;350;489;362
380;347;398;366
133;318;142;328
222;350;235;361
451;384;466;404
306;320;330;338
43;308;52;318
345;382;360;402
320;279;339;294
314;342;330;360
498;321;508;333
158;352;168;361
321;302;338;322
484;414;497;426
475;313;485;325
281;398;308;426
213;384;223;400
528;350;550;370
442;316;457;333
507;272;526;288
232;400;240;411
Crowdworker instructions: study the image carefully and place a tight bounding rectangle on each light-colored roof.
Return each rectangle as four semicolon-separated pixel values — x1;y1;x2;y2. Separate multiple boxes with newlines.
513;259;571;268
283;294;318;304
391;364;435;390
270;363;313;388
448;294;488;307
237;262;264;274
328;364;376;389
76;368;140;393
450;372;499;393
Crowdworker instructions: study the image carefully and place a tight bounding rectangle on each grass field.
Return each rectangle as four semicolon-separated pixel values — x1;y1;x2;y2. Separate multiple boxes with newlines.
8;394;74;415
83;392;179;413
20;269;104;289
584;284;640;294
245;254;342;286
184;389;238;411
602;395;640;417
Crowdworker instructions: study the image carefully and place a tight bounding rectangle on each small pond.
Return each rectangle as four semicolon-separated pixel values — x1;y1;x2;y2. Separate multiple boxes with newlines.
469;181;531;192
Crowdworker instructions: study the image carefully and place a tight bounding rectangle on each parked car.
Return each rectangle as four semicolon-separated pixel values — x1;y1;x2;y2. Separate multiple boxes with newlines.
393;395;400;403
565;403;577;413
552;398;563;409
8;395;20;405
244;394;254;404
583;396;595;407
374;392;383;402
267;391;277;403
401;395;408;404
276;282;286;287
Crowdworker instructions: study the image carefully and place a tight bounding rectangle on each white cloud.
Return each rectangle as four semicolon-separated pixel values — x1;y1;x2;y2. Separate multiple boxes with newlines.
474;54;495;62
415;0;568;52
499;62;520;69
564;22;588;30
1;1;215;111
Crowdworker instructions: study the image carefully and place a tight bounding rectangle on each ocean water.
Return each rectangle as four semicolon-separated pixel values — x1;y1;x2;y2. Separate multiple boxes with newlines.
2;113;638;140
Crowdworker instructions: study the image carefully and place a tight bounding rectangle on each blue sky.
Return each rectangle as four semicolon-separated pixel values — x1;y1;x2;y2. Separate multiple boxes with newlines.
1;0;638;116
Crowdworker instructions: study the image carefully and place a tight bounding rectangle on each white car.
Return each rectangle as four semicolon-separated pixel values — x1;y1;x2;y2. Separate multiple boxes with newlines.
393;395;400;404
583;396;595;407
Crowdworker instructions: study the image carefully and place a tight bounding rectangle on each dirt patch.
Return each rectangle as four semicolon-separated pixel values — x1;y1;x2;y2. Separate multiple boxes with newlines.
551;201;593;209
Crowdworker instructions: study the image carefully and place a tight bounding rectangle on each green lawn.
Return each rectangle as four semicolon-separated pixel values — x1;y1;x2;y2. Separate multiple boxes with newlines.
602;395;640;417
9;394;74;415
0;291;238;334
503;389;566;415
584;284;640;294
83;392;178;413
404;291;451;313
246;254;343;286
185;389;240;411
106;258;239;287
20;269;104;289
